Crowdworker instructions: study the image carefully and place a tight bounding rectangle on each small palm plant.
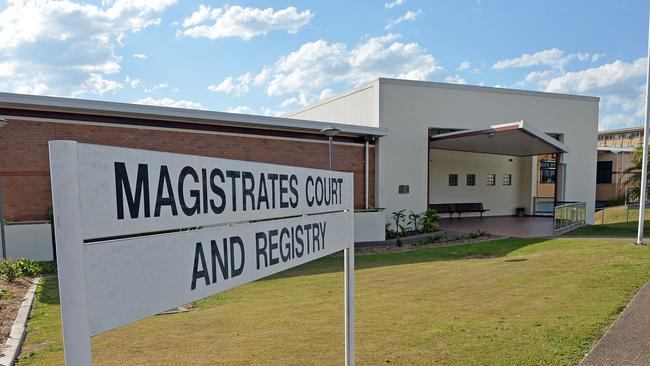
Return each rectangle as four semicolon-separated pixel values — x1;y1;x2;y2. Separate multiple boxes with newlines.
391;209;407;246
624;146;648;201
408;210;422;233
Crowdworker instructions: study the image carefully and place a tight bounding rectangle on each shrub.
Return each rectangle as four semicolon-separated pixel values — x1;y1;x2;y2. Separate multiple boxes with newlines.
0;259;57;281
0;260;18;282
408;211;422;232
391;209;407;237
421;208;440;233
385;223;395;239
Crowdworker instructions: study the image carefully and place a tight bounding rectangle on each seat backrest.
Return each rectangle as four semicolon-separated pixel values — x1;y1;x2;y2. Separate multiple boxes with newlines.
455;202;483;212
429;203;453;213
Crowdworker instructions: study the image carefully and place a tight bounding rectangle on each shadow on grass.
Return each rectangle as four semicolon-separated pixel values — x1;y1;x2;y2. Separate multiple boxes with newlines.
35;276;60;305
565;220;650;237
35;238;550;304
266;237;549;280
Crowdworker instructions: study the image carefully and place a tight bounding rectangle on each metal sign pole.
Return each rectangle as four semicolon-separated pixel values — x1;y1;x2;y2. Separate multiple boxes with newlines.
637;13;650;245
344;165;355;366
324;127;355;366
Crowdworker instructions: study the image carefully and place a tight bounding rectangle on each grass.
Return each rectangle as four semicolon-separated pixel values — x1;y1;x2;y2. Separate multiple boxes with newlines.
594;205;650;225
17;238;650;365
566;220;650;237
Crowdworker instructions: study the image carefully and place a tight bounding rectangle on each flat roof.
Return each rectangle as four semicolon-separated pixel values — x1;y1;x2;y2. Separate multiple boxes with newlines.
598;127;643;135
0;92;387;138
429;121;569;157
598;147;634;153
285;77;600;119
378;78;600;103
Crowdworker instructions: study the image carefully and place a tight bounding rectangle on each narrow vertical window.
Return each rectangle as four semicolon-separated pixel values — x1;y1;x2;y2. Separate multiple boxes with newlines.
466;174;476;186
448;174;458;186
486;174;496;186
503;174;512;186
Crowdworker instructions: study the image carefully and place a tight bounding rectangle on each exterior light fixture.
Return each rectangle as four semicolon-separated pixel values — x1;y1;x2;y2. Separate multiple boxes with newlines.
320;126;341;171
0;117;7;128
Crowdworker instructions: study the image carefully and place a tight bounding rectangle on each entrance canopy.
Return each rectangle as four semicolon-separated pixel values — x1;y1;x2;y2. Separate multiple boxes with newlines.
429;121;568;157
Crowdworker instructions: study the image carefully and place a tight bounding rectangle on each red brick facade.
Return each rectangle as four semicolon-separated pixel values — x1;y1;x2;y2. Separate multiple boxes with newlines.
0;119;375;221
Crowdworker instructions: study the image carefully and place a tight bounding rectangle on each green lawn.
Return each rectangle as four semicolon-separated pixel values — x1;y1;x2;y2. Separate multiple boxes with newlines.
18;238;650;365
566;220;650;237
594;205;650;225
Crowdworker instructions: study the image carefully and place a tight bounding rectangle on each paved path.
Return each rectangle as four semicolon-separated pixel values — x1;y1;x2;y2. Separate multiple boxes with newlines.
580;281;650;366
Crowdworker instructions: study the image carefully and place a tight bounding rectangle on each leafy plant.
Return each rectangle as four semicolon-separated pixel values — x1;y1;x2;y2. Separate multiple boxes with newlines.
0;260;18;282
15;258;40;277
385;223;395;239
408;211;422;233
421;208;440;233
469;229;489;239
392;209;407;236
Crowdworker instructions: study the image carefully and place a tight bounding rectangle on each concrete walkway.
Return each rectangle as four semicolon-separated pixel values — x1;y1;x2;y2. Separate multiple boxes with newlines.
580;281;650;366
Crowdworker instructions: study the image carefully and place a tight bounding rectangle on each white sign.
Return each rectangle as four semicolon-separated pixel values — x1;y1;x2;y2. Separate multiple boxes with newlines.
49;141;355;365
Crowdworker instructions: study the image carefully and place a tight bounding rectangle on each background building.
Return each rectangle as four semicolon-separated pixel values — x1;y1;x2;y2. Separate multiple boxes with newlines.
0;78;601;260
597;127;643;148
285;78;599;224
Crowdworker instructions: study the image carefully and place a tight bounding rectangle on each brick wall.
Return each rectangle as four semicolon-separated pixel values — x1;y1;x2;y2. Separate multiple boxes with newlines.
0;119;375;221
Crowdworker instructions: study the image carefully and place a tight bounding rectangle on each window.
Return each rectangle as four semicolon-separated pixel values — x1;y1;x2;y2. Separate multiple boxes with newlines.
398;185;410;194
540;160;556;183
466;174;476;186
448;174;458;186
596;161;613;184
486;174;496;186
503;174;512;186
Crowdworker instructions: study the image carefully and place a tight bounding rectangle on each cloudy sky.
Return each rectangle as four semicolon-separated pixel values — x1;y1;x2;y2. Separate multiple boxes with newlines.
0;0;648;130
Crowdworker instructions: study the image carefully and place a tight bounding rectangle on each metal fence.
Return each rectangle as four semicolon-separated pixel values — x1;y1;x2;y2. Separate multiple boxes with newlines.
553;201;587;232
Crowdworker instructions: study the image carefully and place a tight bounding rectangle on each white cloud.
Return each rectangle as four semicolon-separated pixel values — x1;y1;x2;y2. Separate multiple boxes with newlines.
0;0;175;96
492;48;603;70
542;58;646;94
600;113;642;130
207;73;252;96
519;57;647;130
226;105;256;114
457;60;471;71
144;82;170;93
319;88;335;100
132;53;147;59
77;73;123;95
220;33;441;106
444;75;468;84
385;0;405;9
135;97;205;110
386;9;422;29
280;97;299;108
124;75;143;88
178;5;313;40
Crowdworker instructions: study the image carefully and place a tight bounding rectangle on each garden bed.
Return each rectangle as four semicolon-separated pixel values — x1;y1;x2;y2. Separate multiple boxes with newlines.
0;278;32;349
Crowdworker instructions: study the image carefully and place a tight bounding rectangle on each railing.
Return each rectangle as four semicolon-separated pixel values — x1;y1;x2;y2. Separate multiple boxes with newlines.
553;201;586;232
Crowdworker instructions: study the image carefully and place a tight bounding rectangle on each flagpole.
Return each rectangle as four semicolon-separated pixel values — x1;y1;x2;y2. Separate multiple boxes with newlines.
636;12;650;245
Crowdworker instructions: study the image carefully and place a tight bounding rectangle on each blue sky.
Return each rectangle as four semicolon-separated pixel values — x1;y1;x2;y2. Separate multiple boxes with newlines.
0;0;649;130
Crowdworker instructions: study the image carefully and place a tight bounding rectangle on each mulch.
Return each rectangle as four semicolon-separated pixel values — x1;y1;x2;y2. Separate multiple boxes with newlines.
354;235;501;255
0;278;33;351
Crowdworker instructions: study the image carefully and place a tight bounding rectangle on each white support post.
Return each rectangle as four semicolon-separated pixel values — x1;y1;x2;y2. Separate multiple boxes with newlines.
637;14;650;245
344;181;355;366
49;141;92;365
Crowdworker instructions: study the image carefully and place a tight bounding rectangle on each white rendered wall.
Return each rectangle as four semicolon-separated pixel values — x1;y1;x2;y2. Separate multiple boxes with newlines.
1;223;54;261
429;150;533;216
283;81;379;127
354;211;386;242
378;80;598;224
